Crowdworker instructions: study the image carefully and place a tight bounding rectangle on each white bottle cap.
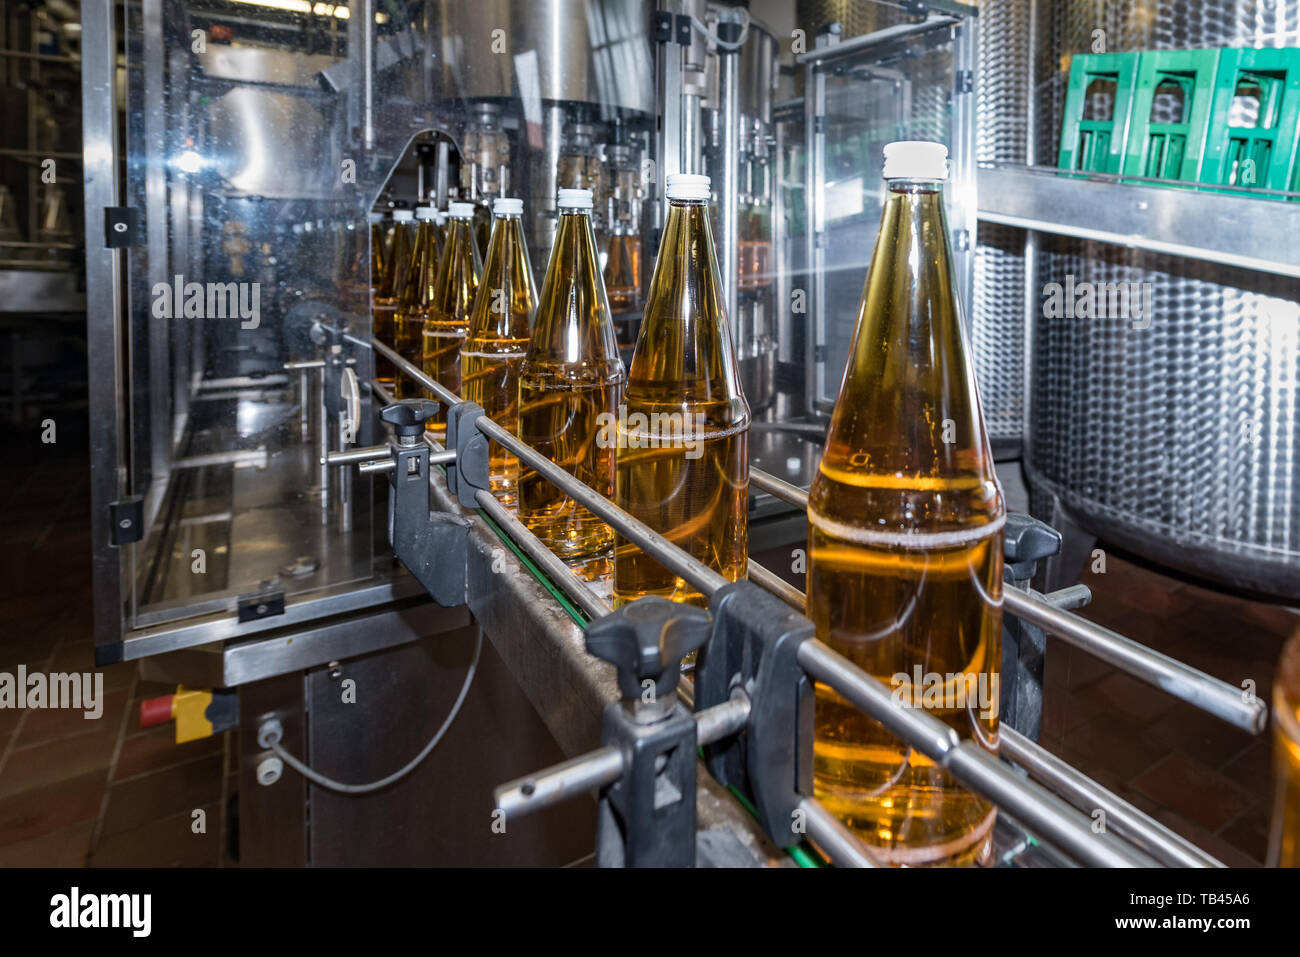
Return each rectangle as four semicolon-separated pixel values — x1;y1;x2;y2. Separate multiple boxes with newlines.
367;211;384;224
392;209;414;221
415;205;437;220
882;141;948;180
557;188;593;210
493;197;524;216
434;210;448;224
665;173;711;201
448;202;476;219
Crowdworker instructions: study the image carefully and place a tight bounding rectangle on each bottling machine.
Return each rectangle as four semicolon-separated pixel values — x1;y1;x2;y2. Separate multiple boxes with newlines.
81;0;1292;866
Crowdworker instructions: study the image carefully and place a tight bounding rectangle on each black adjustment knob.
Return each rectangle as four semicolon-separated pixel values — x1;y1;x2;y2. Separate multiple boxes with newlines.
1004;513;1062;581
585;597;712;701
380;400;439;438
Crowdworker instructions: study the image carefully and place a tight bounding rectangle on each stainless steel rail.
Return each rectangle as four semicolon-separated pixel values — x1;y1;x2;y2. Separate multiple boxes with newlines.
1003;588;1266;734
750;467;1266;735
494;694;752;821
799;797;879;868
374;343;1180;867
796;640;1156;867
374;339;729;597
1000;727;1223;868
473;489;613;622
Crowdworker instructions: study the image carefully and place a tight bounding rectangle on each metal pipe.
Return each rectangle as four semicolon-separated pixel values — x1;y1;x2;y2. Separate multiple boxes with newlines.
799;797;878;868
747;560;805;611
695;688;751;746
1000;727;1223;868
473;489;613;622
358;459;395;475
796;639;1157;867
1002;588;1266;734
750;467;810;509
739;470;1262;734
717;20;741;325
494;693;750;823
495;747;625;820
1041;583;1091;610
373;338;459;407
325;443;390;466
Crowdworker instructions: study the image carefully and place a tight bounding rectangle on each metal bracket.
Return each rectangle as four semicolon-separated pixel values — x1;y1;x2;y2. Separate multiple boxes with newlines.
955;68;973;94
445;401;490;510
108;496;144;546
696;580;815;846
674;13;692;46
104;206;141;248
238;590;285;623
652;10;672;44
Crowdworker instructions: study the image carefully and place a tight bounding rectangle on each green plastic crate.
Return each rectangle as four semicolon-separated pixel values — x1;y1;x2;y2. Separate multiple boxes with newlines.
1058;52;1140;174
1200;47;1300;194
1120;49;1220;181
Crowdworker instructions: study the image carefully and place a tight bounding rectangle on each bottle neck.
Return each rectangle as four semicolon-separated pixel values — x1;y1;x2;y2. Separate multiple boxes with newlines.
885;177;944;194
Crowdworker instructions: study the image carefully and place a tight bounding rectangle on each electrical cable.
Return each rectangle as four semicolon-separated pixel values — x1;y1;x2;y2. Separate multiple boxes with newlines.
691;8;750;51
261;629;483;795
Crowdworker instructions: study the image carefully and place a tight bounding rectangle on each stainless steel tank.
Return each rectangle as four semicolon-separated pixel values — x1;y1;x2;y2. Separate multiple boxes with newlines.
980;0;1300;597
432;0;653;113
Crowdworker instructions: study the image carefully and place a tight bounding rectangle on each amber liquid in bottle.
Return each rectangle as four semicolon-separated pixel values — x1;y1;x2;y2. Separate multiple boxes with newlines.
519;200;626;580
603;228;641;312
460;206;536;505
373;214;414;386
613;188;750;609
1269;629;1300;867
808;173;1004;867
393;213;439;399
369;218;387;295
422;210;482;441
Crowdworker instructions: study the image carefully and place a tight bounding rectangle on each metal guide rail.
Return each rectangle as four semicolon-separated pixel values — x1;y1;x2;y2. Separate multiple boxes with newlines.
343;338;1266;868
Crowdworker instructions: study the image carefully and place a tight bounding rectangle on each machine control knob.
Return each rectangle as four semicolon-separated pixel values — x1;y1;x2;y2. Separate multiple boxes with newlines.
380;400;439;438
585;598;711;703
1003;512;1063;582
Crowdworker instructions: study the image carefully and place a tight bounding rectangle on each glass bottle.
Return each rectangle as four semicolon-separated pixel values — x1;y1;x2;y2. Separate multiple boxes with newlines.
460;198;537;505
373;208;414;388
393;206;439;399
519;189;626;580
1269;628;1300;867
368;210;387;296
603;225;641;313
807;141;1004;867
613;173;750;609
422;201;482;440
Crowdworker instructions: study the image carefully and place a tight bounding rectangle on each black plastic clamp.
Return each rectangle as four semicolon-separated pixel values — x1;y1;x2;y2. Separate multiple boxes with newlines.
695;580;815;846
584;597;711;867
380;400;471;607
445;401;490;510
1001;512;1064;741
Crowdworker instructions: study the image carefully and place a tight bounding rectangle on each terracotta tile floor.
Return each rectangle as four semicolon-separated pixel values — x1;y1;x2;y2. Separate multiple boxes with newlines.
1041;553;1299;866
1;417;1296;866
0;423;235;867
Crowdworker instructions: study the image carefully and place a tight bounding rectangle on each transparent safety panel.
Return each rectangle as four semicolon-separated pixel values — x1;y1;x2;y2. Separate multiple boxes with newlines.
804;21;974;413
112;0;655;638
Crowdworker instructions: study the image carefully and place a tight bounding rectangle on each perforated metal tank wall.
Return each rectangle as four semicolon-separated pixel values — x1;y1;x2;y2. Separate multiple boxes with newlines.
1019;0;1300;597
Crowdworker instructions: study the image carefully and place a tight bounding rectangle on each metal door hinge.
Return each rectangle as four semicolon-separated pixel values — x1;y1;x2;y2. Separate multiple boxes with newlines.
109;496;144;546
955;70;973;94
104;206;142;248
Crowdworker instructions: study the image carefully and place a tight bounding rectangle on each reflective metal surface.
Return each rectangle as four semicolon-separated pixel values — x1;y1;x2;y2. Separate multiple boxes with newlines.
1020;0;1300;597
